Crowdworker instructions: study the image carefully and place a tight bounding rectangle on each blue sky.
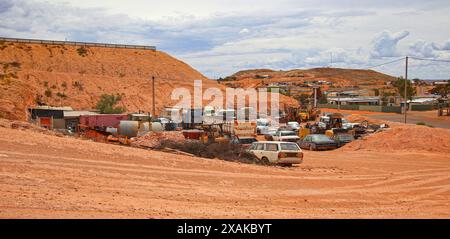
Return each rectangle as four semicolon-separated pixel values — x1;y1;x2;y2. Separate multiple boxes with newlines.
1;0;450;79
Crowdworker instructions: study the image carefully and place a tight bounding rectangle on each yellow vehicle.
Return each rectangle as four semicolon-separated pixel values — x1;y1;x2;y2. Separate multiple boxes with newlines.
299;107;321;122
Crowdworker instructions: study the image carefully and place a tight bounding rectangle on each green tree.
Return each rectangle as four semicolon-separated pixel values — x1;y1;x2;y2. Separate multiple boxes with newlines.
392;77;416;100
430;80;449;98
96;94;126;114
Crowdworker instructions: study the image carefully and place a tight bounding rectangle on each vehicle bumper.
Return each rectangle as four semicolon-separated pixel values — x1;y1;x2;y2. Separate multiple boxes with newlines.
316;145;337;150
277;157;303;164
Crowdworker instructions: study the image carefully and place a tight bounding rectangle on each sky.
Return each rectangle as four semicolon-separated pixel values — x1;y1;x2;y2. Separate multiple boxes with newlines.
1;0;450;79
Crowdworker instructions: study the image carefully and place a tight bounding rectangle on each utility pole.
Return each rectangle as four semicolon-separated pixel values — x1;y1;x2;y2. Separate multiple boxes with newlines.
337;90;341;111
313;86;318;108
404;56;408;124
152;76;156;117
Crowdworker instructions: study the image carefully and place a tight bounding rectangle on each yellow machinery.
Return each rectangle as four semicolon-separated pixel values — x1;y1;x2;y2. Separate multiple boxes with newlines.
298;128;311;139
299;107;321;122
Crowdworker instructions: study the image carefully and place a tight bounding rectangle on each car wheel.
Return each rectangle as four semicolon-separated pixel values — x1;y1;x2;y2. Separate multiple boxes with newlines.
261;157;270;165
309;144;315;151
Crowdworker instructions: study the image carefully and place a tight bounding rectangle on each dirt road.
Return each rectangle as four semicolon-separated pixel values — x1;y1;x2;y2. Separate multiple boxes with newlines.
1;126;449;218
321;109;450;129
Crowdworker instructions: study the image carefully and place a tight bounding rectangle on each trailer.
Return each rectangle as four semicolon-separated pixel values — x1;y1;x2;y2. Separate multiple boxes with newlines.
78;114;128;130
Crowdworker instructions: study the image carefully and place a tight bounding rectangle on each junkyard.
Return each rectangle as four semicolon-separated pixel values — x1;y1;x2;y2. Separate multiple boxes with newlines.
1;104;450;218
1;35;450;219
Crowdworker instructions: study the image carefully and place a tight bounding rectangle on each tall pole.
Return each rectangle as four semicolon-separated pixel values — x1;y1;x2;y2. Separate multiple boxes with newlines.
313;86;317;108
404;56;408;124
337;90;341;111
152;76;156;117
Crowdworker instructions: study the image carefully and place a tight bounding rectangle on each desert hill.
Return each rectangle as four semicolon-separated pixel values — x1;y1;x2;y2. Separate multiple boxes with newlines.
0;40;297;120
224;68;397;90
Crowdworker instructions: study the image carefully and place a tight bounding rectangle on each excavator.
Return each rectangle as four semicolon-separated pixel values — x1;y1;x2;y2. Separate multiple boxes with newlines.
299;106;321;122
284;105;320;123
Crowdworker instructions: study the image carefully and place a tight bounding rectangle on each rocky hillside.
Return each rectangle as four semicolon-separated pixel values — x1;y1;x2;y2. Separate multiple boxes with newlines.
0;41;299;120
224;68;397;90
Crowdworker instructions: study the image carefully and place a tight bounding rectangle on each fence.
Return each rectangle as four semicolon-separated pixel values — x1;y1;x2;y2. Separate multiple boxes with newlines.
0;37;156;50
410;104;434;111
318;104;402;113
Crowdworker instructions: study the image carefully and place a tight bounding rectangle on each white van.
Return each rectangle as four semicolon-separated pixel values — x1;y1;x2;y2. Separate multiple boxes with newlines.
248;141;303;166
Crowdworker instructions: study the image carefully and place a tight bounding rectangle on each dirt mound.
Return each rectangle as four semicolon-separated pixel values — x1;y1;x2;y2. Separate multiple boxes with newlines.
131;130;259;163
340;124;450;153
131;131;186;148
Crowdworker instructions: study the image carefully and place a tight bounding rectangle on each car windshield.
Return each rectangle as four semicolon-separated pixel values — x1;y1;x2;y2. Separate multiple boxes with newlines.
239;138;257;144
257;121;269;126
280;131;296;136
312;135;332;141
280;143;300;151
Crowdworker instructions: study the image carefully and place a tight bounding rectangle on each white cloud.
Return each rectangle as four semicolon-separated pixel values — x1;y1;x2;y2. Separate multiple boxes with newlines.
370;30;410;58
1;0;450;79
239;28;250;34
409;40;438;58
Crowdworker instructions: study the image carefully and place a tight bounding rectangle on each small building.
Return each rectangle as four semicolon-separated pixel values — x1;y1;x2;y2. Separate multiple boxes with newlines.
28;106;73;129
328;97;381;105
327;91;359;98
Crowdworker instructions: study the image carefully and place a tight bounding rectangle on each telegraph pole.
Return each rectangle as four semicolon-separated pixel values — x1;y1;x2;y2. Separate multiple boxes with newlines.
404;56;408;124
152;76;156;117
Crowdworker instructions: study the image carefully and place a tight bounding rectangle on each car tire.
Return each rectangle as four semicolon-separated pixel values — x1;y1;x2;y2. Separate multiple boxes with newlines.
261;157;270;165
309;144;315;151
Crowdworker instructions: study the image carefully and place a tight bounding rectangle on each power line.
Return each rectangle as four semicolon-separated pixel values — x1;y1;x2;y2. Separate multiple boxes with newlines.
366;57;405;69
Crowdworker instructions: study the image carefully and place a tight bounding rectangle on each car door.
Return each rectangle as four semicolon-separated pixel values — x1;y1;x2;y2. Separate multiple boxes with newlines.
265;143;279;163
302;136;311;149
253;143;265;159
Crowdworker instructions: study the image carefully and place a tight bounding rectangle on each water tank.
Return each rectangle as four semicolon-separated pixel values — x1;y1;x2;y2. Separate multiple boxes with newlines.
118;121;164;138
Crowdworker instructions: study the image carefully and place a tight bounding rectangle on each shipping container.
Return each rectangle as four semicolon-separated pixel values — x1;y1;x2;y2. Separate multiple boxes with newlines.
79;114;128;129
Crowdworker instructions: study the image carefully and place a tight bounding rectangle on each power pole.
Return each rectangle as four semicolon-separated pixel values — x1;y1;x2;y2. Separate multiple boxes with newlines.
152;76;156;117
404;56;408;124
313;86;318;108
337;90;341;111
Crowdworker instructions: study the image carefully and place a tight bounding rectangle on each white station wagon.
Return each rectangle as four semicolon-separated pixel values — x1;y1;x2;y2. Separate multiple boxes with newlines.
248;141;304;166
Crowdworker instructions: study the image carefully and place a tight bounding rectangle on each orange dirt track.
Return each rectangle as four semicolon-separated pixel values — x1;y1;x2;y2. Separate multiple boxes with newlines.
1;124;449;218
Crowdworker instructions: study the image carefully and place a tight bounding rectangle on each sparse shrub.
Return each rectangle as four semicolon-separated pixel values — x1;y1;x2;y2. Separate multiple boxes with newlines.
51;84;57;89
96;94;126;114
76;47;88;57
43;81;49;87
119;73;126;78
44;88;52;97
72;81;83;91
0;74;10;84
61;82;67;88
9;62;21;68
0;42;7;50
56;92;67;98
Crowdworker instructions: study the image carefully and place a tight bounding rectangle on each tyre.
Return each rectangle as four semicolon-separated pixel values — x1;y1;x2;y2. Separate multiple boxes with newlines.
261;157;270;165
309;144;316;151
